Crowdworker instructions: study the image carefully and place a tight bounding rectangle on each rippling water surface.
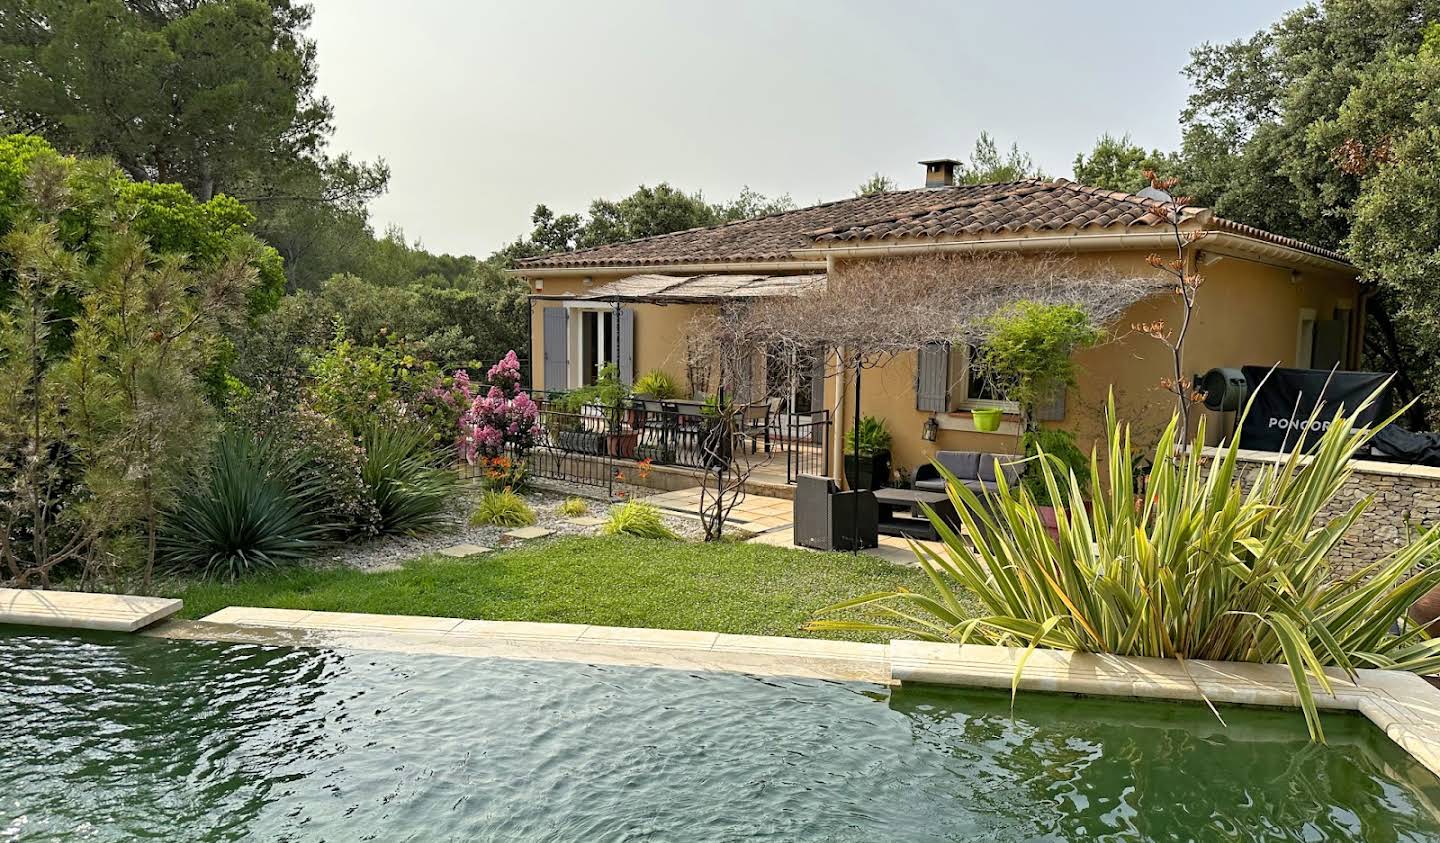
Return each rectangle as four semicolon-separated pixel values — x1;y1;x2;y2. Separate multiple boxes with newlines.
3;629;1440;842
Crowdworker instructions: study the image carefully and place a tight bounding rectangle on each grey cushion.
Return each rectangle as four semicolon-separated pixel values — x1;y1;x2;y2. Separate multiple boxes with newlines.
964;479;1001;496
977;455;1022;484
933;451;982;481
913;478;947;492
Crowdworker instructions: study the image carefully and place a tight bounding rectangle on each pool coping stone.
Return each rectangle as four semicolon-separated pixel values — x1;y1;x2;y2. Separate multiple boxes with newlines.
137;607;1440;779
0;588;181;632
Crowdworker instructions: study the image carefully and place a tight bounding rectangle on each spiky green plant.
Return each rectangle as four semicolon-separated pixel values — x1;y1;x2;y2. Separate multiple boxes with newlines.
558;497;589;517
601;501;679;540
811;388;1440;741
361;422;460;536
470;489;536;527
631;368;683;399
159;432;332;580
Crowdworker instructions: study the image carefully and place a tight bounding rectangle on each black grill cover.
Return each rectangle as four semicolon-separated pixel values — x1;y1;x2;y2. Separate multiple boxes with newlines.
1238;366;1391;453
1371;425;1440;468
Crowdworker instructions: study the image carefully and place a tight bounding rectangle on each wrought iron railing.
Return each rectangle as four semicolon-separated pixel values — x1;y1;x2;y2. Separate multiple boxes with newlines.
514;390;831;488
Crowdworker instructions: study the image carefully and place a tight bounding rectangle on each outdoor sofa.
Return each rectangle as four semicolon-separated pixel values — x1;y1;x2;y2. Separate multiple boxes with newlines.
913;450;1023;496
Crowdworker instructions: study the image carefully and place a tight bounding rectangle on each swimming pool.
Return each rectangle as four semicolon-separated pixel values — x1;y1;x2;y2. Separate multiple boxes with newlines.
4;628;1439;841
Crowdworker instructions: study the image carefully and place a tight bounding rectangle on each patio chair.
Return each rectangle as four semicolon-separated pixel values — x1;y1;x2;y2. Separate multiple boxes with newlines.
793;474;878;551
739;400;774;454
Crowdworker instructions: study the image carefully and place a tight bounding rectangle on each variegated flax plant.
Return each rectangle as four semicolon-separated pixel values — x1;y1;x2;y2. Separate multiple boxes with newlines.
811;387;1440;742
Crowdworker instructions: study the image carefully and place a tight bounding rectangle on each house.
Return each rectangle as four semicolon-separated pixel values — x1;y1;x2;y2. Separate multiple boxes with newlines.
513;160;1362;489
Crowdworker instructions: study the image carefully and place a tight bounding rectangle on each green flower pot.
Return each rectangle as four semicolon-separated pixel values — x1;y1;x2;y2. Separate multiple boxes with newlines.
970;407;1003;432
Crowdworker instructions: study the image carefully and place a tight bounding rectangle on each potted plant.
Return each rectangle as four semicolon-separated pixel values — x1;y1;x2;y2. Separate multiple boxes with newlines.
970;407;1004;432
631;368;682;400
843;415;892;490
590;364;639;458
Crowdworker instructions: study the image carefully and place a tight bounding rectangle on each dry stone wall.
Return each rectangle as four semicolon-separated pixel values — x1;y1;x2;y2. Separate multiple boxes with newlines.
1224;449;1440;579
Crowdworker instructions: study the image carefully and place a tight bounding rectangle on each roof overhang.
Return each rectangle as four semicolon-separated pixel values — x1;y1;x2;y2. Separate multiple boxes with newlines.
790;229;1357;275
531;272;827;305
509;259;825;279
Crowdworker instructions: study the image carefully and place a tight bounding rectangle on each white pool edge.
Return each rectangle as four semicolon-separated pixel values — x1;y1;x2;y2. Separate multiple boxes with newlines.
20;601;1440;779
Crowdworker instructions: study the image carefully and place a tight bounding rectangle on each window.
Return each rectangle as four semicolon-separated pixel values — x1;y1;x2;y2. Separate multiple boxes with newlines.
765;344;822;413
569;307;616;387
914;342;1018;414
956;344;1017;411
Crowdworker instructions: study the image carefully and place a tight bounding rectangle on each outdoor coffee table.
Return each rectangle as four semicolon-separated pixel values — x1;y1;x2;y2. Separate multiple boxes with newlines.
872;487;958;541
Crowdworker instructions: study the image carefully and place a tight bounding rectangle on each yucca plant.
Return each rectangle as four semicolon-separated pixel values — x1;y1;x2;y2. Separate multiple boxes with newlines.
601;500;679;540
361;422;460;536
470;489;536;527
159;432;333;580
812;387;1440;741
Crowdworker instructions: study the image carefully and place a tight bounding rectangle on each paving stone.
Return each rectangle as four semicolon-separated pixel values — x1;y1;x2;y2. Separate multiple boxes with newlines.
437;544;491;558
503;526;555;541
566;516;607;527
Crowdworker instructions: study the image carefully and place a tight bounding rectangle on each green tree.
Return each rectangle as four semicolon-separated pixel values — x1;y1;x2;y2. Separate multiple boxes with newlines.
1175;0;1440;250
0;0;330;201
0;134;285;319
496;183;795;261
1333;25;1440;422
955;131;1046;184
854;172;897;196
1071;134;1171;192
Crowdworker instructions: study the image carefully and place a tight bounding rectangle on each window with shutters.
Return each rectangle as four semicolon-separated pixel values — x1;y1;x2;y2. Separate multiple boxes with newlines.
915;342;1020;413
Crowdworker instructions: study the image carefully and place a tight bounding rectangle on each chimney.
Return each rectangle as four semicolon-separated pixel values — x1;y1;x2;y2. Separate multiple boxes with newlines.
920;158;960;188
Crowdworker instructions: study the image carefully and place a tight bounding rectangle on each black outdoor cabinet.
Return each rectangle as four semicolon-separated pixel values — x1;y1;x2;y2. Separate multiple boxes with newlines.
793;475;879;551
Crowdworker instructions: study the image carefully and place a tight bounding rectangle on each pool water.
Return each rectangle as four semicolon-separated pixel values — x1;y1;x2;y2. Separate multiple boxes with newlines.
3;629;1439;842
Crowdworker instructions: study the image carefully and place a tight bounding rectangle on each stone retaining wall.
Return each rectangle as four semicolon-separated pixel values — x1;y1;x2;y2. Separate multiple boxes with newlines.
1220;448;1440;578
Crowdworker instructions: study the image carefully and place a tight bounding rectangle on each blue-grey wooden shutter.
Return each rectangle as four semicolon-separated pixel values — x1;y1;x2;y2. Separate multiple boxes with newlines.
617;306;635;386
915;342;949;412
542;307;568;390
1034;383;1067;421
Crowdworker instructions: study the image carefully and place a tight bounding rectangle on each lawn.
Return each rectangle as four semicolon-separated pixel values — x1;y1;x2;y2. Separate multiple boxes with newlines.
173;535;970;640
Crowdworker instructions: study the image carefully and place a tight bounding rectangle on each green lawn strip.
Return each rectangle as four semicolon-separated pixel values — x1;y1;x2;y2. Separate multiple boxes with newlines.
173;535;972;641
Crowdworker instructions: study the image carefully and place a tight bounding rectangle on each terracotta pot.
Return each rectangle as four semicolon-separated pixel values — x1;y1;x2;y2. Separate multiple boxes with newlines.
1409;586;1440;637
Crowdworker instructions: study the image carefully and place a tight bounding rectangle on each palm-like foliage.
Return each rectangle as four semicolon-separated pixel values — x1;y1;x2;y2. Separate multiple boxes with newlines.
159;433;332;579
361;422;460;535
812;390;1440;741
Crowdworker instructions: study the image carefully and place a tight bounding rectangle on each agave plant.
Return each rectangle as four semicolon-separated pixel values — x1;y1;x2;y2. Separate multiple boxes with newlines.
159;432;333;579
811;388;1440;741
361;422;460;536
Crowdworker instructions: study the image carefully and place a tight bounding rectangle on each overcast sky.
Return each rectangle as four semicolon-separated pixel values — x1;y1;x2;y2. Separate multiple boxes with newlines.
306;0;1297;258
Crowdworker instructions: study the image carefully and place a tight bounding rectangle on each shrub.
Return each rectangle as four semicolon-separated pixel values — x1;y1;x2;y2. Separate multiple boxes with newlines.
558;497;589;517
361;422;461;536
230;391;382;538
842;415;892;456
978;301;1103;417
632;368;682;399
470;489;536;527
159;433;332;579
601;501;679;540
812;390;1440;742
1021;428;1089;507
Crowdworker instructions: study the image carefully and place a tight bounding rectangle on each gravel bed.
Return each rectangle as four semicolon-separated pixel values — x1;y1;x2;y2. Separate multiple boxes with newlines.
330;483;704;572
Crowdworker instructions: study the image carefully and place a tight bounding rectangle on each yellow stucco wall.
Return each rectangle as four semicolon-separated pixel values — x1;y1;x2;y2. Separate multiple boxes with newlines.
825;250;1362;481
524;248;1361;485
527;276;710;393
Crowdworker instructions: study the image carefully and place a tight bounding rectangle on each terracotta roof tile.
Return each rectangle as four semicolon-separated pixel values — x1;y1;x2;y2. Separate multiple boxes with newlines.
514;179;1348;269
